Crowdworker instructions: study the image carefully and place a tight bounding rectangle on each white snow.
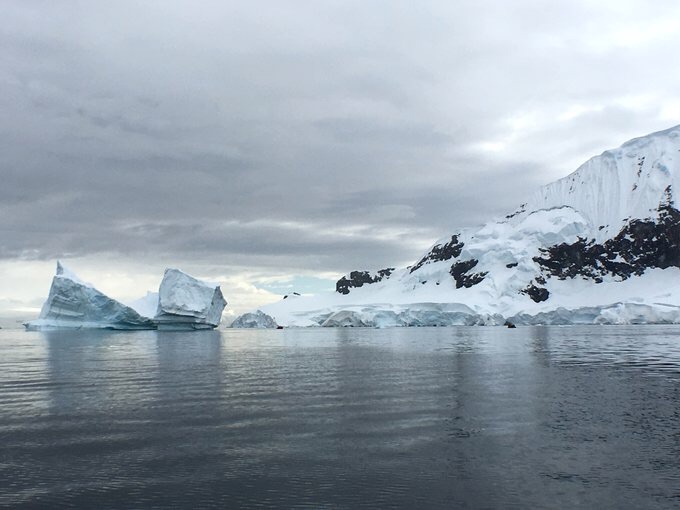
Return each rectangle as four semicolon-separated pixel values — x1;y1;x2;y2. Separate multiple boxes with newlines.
520;125;680;241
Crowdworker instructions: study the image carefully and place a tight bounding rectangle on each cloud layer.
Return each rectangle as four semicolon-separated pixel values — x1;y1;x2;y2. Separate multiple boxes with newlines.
2;0;680;313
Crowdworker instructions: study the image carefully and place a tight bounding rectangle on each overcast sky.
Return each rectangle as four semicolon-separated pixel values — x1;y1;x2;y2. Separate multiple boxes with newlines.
2;0;680;319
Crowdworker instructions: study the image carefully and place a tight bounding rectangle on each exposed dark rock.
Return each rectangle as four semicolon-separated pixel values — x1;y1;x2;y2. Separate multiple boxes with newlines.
506;262;518;268
504;321;517;328
283;292;301;299
410;235;464;273
336;268;395;295
449;259;488;289
521;283;550;303
376;268;394;279
637;156;645;177
505;203;527;220
534;204;680;281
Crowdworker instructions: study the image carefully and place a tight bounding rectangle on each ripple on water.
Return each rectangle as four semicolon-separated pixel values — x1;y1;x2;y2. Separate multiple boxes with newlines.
1;326;680;508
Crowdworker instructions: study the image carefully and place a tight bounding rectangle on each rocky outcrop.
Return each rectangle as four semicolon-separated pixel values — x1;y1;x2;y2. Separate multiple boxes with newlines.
336;268;394;295
449;259;487;289
534;203;680;282
410;235;464;273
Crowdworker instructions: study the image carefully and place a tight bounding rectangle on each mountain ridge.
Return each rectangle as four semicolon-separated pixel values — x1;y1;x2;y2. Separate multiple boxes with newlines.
236;124;680;327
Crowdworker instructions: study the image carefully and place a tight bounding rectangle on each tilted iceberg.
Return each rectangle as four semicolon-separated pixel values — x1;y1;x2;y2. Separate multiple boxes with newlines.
25;264;227;331
153;268;227;330
25;262;156;330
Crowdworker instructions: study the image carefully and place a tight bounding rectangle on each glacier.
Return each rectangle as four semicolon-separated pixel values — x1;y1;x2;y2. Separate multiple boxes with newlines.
26;264;227;331
25;262;156;331
232;124;680;327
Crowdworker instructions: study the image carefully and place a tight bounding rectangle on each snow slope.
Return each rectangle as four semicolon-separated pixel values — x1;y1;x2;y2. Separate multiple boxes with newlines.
521;125;680;241
244;125;680;327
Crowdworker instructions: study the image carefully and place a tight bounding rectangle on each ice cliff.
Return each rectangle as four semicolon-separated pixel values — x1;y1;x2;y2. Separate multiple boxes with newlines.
234;124;680;327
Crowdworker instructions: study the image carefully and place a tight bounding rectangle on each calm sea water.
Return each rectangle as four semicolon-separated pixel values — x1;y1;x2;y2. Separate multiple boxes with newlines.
1;326;680;509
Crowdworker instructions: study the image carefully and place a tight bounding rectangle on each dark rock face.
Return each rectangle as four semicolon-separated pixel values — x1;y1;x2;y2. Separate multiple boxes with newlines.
336;268;395;295
283;292;301;299
521;283;550;303
506;262;518;268
449;259;487;288
410;235;464;273
534;204;680;281
505;203;526;219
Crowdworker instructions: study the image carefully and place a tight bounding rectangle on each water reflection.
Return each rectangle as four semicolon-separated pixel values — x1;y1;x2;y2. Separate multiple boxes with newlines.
1;326;680;508
43;329;159;413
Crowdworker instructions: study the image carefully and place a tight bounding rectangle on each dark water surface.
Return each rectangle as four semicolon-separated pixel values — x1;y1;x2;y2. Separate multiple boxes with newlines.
1;326;680;509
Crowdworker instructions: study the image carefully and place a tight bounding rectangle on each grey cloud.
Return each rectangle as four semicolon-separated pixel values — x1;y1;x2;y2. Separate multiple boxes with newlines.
2;0;680;286
314;118;452;146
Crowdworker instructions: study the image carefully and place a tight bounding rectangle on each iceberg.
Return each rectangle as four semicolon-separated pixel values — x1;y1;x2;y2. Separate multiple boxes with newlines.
25;264;228;331
25;262;156;330
229;310;278;328
153;268;227;330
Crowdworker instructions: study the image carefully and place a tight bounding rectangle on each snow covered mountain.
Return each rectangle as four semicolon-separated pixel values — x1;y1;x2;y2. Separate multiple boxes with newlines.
243;125;680;327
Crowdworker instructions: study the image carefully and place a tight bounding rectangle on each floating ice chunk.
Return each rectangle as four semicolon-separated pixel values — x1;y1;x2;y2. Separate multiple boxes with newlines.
229;310;278;328
153;268;226;330
25;262;155;330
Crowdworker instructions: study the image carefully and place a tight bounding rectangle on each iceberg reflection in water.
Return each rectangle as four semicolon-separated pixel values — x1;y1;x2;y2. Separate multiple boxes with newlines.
1;326;680;508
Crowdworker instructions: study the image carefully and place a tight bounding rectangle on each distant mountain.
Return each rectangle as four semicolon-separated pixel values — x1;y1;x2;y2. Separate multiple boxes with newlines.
239;125;680;327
